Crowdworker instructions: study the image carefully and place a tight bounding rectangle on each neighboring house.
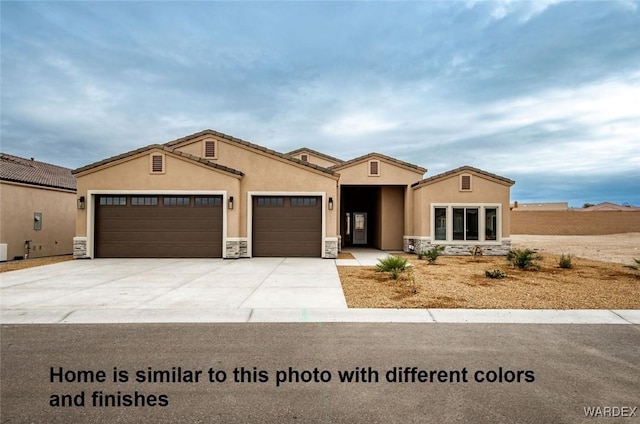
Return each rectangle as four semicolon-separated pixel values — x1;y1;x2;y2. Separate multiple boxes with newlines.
0;153;77;260
511;202;569;211
576;202;640;212
72;129;514;259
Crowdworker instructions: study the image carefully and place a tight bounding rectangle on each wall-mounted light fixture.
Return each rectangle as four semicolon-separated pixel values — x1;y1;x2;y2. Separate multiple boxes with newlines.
328;197;334;210
77;196;86;210
228;196;234;210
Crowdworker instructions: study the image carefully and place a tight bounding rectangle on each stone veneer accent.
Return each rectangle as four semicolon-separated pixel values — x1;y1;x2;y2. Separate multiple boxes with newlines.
73;237;88;259
324;237;339;259
225;238;248;259
404;236;511;256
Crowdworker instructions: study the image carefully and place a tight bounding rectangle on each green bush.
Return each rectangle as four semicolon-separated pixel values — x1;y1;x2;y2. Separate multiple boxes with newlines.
421;245;446;264
485;269;506;279
507;249;541;271
376;255;409;280
558;254;574;269
624;258;640;276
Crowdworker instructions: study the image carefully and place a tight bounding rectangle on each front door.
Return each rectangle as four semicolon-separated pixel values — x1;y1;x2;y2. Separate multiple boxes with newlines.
353;212;367;245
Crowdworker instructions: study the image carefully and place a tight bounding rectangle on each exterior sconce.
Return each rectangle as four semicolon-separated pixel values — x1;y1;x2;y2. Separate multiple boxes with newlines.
328;197;334;210
228;196;234;210
77;196;86;210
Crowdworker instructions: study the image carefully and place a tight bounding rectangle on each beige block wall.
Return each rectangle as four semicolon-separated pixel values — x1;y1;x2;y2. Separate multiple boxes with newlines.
511;211;640;235
0;182;75;259
175;139;339;237
413;174;512;238
75;152;242;237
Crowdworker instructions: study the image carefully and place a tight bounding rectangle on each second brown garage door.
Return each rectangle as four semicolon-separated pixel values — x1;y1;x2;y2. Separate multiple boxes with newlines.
95;195;223;258
252;196;322;257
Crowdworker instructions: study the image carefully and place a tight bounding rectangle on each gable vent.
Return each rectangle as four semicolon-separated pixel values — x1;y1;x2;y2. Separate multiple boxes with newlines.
460;175;472;191
151;155;164;173
301;154;308;162
369;160;380;176
204;140;216;158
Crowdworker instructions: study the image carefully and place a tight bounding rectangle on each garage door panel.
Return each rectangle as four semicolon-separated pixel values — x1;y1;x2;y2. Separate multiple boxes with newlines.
96;195;223;258
252;196;321;257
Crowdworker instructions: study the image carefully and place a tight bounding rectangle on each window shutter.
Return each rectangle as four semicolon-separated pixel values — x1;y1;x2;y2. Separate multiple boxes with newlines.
461;175;471;191
204;140;216;158
152;155;163;172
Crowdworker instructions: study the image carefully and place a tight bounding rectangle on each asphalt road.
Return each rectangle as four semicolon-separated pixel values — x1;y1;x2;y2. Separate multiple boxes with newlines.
2;323;639;423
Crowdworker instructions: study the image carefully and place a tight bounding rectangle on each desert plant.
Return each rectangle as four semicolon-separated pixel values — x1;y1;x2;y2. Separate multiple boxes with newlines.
423;245;446;264
376;255;409;280
558;254;574;269
470;246;484;257
507;248;541;271
624;258;640;276
485;269;506;279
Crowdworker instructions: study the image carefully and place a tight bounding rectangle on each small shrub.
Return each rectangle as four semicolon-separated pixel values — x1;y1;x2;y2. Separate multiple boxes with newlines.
485;269;506;279
624;258;640;276
470;246;484;257
376;255;409;280
507;248;541;271
558;254;574;269
424;245;446;264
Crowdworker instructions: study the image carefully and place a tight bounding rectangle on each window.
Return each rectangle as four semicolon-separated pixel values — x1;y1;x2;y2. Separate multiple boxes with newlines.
434;208;447;241
34;212;42;231
163;196;190;206
291;197;317;207
131;196;158;206
203;140;217;159
369;160;380;176
99;196;127;206
256;197;284;207
195;196;222;206
485;208;498;240
301;154;308;162
150;154;165;173
460;175;472;191
434;205;499;243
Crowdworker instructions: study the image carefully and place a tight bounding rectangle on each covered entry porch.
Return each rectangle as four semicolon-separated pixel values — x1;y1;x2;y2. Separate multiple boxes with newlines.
339;185;406;251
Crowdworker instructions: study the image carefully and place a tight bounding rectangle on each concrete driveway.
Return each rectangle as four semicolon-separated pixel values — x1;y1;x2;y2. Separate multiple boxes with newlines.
0;258;347;323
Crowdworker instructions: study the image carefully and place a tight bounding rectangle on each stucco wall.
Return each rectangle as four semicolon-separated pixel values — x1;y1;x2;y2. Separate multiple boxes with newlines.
289;152;340;168
413;173;512;238
379;186;405;250
174;138;339;238
0;182;75;260
511;210;640;235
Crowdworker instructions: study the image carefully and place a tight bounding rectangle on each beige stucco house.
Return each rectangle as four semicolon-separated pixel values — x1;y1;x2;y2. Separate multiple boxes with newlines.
71;129;514;259
0;153;77;260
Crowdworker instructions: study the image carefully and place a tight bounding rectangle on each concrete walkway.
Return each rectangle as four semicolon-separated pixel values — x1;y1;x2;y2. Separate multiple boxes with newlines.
1;256;639;324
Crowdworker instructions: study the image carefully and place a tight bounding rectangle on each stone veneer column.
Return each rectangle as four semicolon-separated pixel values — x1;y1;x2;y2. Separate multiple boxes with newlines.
73;237;88;259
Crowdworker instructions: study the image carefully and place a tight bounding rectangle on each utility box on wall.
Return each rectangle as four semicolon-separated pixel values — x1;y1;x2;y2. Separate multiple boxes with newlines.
0;244;7;261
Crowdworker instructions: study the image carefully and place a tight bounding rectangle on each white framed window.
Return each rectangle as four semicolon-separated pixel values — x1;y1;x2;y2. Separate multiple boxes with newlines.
203;139;217;159
368;160;380;176
150;153;165;174
431;204;501;243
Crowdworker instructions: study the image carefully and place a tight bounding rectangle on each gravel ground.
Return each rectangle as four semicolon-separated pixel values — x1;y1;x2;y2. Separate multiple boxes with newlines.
511;233;640;265
0;255;73;273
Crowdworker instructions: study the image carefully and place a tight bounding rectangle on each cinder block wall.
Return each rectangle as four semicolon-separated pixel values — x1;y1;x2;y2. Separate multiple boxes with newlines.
511;211;640;235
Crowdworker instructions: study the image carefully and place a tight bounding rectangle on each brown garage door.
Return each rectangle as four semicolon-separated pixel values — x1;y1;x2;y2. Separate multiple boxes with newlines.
95;195;223;258
252;196;322;257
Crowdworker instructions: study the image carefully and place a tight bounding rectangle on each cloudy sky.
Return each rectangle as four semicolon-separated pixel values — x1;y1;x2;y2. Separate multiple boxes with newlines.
2;1;639;206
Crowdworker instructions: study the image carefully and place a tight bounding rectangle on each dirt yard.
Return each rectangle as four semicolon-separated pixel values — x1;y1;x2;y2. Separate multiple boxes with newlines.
339;233;640;309
0;255;73;273
511;233;640;265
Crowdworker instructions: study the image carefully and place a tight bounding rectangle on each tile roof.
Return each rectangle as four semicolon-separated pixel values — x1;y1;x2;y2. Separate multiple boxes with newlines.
412;165;515;188
330;152;427;173
164;129;338;176
576;202;640;212
286;147;344;165
72;144;244;177
0;153;77;191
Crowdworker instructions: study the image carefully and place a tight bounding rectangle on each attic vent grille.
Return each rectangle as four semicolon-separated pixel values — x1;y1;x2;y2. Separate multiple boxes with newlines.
301;154;308;162
369;160;380;176
460;175;472;191
152;155;164;173
204;140;216;158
